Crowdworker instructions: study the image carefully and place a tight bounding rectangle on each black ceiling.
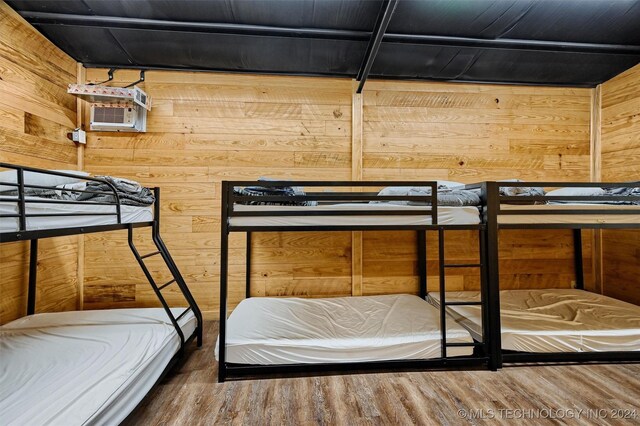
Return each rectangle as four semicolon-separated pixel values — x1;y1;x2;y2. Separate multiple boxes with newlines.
8;0;640;87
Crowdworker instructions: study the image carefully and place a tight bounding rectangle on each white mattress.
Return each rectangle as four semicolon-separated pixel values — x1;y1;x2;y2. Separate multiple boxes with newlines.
0;307;196;426
0;197;153;233
229;203;480;227
429;289;640;353
497;204;640;225
215;294;474;365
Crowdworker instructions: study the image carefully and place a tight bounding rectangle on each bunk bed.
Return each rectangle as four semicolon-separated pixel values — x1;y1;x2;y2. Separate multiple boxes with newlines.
216;180;500;381
0;163;203;425
430;181;640;367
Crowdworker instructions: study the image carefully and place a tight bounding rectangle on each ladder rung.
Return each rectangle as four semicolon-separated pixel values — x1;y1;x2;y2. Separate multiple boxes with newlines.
444;301;482;306
141;251;161;259
443;263;482;268
176;307;192;322
158;279;176;291
446;342;484;347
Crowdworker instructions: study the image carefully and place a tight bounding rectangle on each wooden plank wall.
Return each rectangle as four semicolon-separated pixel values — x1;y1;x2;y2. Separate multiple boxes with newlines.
81;69;595;315
361;80;593;294
600;63;640;305
82;69;353;316
0;3;79;324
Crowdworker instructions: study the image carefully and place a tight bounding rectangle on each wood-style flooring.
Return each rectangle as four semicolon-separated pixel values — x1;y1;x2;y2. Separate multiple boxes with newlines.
124;321;640;425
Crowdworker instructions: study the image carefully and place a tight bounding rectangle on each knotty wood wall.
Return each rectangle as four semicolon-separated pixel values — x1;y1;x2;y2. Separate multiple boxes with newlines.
0;3;79;324
82;69;353;315
361;80;593;294
600;63;640;305
81;69;594;315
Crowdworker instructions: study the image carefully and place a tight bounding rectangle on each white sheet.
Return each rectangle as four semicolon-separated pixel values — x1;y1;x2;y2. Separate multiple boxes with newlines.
230;204;480;227
496;204;640;225
429;289;640;353
0;197;153;233
215;294;474;364
0;308;196;426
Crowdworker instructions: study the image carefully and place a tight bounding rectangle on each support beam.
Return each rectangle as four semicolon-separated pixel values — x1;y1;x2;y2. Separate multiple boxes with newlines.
590;85;603;294
356;0;399;93
76;62;85;311
351;81;363;296
21;12;640;55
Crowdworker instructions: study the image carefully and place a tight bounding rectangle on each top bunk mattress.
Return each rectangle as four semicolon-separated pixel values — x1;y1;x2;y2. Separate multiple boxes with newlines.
215;294;474;365
0;198;153;233
429;289;640;353
0;307;196;426
229;203;480;227
496;204;640;225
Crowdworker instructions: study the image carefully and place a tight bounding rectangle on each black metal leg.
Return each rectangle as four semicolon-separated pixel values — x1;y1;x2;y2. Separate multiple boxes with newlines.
417;230;427;299
219;227;229;383
27;239;38;315
479;228;490;359
573;229;584;290
485;183;502;370
246;232;252;298
438;228;447;359
219;184;230;383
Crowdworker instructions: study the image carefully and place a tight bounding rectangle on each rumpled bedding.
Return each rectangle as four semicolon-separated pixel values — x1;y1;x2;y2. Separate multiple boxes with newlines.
233;185;317;206
468;180;545;203
600;186;640;205
374;186;481;207
8;176;155;206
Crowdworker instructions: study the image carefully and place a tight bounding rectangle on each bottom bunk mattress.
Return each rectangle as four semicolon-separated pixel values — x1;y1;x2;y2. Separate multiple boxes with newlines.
429;289;640;353
0;307;196;426
215;294;475;365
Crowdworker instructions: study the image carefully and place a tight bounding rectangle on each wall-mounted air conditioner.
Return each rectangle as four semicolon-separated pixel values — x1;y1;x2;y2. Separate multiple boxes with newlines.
68;83;152;133
90;104;147;132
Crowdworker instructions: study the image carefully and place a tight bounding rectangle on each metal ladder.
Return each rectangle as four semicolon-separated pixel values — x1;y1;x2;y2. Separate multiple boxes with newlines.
436;227;488;359
128;223;203;351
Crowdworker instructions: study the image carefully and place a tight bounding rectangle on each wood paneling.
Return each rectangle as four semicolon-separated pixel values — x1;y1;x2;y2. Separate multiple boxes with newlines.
361;81;593;294
0;3;78;324
83;69;352;315
601;63;640;305
82;69;596;314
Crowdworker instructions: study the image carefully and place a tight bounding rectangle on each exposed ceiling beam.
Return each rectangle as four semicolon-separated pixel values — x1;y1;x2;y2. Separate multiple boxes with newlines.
356;0;399;94
83;63;356;79
21;11;640;56
82;63;598;88
22;12;369;41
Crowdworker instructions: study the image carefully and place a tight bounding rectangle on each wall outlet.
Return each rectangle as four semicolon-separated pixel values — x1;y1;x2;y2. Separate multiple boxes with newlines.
72;128;86;144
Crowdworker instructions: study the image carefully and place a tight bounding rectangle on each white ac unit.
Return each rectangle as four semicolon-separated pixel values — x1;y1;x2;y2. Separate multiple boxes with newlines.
90;103;147;132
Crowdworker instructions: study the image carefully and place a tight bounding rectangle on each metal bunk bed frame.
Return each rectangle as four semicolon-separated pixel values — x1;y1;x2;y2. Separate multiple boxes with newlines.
479;180;640;367
218;180;500;382
0;162;203;354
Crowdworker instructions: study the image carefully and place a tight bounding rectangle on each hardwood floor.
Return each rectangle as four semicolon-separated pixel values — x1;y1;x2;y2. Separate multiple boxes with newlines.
125;321;640;425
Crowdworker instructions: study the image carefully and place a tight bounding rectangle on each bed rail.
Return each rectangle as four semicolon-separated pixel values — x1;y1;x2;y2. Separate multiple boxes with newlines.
481;180;640;230
0;162;156;242
222;180;440;232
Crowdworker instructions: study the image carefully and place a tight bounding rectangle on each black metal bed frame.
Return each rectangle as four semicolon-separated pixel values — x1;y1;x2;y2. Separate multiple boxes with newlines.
0;162;203;352
218;180;497;382
479;180;640;367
